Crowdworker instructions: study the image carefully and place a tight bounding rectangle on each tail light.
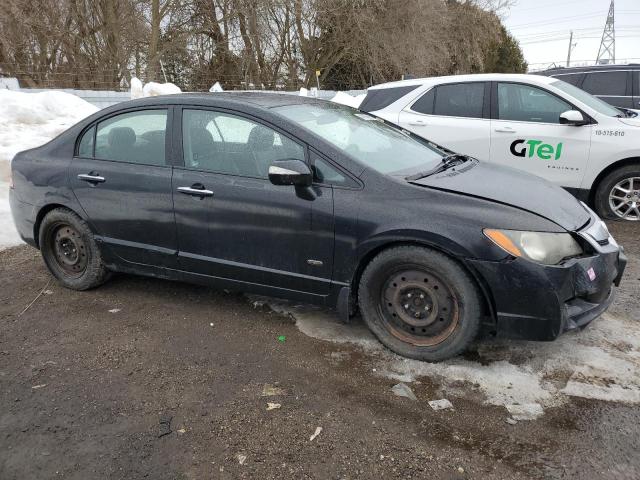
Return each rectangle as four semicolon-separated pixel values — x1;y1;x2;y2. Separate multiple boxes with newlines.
9;169;15;189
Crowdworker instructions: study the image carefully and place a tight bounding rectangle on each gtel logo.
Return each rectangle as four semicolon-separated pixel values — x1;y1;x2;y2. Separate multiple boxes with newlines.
510;139;563;160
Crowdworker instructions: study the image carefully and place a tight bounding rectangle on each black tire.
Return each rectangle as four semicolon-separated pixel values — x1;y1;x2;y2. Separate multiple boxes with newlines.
39;208;110;290
358;246;482;362
594;164;640;221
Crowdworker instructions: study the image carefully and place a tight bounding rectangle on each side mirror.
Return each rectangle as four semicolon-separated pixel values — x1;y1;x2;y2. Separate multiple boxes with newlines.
268;159;312;187
559;110;587;126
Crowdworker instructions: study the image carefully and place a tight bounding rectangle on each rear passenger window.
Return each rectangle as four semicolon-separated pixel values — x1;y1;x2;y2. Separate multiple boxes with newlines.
433;83;484;118
411;88;435;114
582;71;627;96
77;126;95;157
95;110;168;165
182;109;305;178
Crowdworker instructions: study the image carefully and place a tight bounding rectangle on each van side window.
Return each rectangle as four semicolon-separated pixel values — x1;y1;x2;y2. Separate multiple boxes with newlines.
411;88;435;114
553;73;583;87
433;83;484;119
582;71;627;96
497;83;572;124
95;110;168;165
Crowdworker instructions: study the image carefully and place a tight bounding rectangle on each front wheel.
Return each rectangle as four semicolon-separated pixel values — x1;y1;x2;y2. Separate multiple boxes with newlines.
358;246;482;362
594;165;640;221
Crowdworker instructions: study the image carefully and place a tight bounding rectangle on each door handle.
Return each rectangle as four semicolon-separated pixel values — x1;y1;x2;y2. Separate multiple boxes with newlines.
494;127;516;133
177;184;214;197
408;119;427;126
78;173;105;184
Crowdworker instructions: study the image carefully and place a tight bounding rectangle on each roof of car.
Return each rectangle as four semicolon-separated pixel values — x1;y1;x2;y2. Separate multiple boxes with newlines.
367;73;557;90
538;64;640;74
118;91;325;109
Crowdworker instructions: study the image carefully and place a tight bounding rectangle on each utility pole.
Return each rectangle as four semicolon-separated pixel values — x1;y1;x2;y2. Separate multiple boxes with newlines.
596;0;615;65
566;31;576;67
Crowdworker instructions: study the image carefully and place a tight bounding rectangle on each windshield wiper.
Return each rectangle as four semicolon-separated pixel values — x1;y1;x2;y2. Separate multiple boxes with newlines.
405;154;469;181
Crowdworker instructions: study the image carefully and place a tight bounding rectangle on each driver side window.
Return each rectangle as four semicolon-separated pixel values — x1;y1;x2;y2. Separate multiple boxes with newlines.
497;83;572;124
182;109;305;178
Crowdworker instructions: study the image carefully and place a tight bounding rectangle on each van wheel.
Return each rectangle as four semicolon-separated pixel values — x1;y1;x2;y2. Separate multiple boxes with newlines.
39;208;110;290
594;165;640;221
358;246;481;362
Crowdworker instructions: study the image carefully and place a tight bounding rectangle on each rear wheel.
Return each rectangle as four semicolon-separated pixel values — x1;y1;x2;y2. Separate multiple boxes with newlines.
594;165;640;221
358;246;482;362
39;208;110;290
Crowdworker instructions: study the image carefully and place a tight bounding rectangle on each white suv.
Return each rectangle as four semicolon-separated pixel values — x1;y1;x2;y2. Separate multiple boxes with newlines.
361;74;640;221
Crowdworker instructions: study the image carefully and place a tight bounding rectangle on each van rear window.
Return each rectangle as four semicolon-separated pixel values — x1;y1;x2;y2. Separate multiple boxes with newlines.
359;85;420;113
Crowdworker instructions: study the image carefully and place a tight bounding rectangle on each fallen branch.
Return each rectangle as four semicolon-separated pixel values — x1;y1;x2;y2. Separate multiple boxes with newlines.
18;279;51;317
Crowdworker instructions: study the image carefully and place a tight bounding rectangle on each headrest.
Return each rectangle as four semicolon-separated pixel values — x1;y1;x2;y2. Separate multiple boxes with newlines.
247;125;275;149
108;127;136;147
190;126;214;147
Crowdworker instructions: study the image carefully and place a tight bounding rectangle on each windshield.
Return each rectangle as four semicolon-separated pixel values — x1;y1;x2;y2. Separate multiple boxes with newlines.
274;103;445;174
550;80;622;117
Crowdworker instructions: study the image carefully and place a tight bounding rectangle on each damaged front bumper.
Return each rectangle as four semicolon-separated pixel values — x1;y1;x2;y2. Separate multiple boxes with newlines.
467;215;627;341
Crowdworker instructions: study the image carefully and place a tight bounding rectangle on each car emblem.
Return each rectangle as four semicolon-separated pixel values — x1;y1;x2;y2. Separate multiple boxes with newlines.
587;267;596;281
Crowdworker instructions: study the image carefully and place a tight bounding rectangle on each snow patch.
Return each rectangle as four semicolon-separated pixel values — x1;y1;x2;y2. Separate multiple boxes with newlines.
256;296;640;417
329;91;366;109
142;81;181;97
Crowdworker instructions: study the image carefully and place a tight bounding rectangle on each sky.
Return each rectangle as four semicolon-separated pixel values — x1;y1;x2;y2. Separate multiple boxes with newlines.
502;0;640;71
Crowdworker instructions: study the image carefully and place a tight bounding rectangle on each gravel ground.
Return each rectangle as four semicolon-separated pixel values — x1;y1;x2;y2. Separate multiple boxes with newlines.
0;221;638;480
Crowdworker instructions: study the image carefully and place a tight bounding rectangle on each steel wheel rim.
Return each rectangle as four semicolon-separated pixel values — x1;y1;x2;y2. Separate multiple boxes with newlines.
379;269;459;347
609;177;640;221
51;224;88;277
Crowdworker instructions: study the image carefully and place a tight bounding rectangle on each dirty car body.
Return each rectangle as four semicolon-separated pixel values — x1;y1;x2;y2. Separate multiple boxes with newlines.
9;93;627;359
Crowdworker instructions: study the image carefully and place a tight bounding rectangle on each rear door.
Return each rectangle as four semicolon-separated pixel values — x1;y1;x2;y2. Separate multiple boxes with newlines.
397;82;491;160
581;70;632;109
489;82;591;188
172;107;335;295
69;108;177;267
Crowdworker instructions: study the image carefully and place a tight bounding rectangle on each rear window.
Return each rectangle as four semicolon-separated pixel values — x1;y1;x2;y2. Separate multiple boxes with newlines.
433;83;484;119
359;85;420;112
95;110;168;166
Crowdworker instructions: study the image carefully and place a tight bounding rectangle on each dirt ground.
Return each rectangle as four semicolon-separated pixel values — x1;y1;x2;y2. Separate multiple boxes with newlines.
1;222;638;480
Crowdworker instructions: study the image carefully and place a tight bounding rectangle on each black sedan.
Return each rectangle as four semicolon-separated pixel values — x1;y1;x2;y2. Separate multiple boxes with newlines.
9;93;626;361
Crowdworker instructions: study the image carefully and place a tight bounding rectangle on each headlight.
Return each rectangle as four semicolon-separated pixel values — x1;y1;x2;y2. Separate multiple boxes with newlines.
484;229;583;265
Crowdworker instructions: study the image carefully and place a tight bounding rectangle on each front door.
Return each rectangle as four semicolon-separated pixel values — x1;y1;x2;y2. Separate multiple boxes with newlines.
69;108;177;267
398;82;491;160
490;82;592;188
172;107;334;295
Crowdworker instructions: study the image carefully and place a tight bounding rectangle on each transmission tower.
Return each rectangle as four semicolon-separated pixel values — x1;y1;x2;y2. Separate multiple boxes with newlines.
596;0;615;65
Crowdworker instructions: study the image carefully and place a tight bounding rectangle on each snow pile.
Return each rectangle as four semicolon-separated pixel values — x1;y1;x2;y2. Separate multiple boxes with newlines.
209;82;224;93
130;77;144;99
0;90;98;166
130;77;182;99
330;91;366;109
256;295;640;420
0;89;98;250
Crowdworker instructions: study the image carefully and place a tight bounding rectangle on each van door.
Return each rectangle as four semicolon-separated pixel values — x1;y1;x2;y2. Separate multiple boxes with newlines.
398;82;491;160
490;82;592;188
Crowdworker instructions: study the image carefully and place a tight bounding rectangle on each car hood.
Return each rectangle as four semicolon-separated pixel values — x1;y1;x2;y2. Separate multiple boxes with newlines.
618;116;640;127
409;160;590;231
